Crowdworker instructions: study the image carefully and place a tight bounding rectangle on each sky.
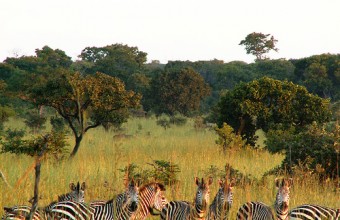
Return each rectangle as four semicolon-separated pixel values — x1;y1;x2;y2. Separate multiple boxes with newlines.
1;0;339;64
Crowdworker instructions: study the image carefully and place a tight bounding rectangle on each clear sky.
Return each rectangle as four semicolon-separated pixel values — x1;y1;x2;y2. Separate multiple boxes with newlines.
1;0;339;64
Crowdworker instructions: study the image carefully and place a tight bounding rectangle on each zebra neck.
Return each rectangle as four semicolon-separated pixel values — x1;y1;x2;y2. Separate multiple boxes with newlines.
192;203;207;219
137;188;155;215
275;203;289;220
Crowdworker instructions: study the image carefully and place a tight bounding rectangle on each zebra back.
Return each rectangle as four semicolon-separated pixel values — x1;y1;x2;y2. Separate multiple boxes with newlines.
1;181;86;220
131;182;168;220
160;177;213;220
91;179;139;220
45;200;95;220
206;178;235;220
288;204;339;220
274;178;292;220
236;201;275;220
2;206;42;220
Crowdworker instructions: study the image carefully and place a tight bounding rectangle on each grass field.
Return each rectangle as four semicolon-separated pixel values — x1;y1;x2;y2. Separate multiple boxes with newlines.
0;117;338;218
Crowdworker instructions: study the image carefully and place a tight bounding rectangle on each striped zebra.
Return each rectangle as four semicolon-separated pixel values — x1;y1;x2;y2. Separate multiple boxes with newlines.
2;181;86;220
44;200;95;220
206;178;235;220
57;181;86;203
288;204;339;220
92;179;139;220
236;178;292;220
160;177;213;220
131;182;168;220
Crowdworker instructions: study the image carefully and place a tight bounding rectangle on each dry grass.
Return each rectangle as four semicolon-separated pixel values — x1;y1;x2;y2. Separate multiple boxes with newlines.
0;117;338;219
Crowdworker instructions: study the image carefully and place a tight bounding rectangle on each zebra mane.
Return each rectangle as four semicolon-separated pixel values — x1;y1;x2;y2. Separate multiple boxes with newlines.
138;182;166;192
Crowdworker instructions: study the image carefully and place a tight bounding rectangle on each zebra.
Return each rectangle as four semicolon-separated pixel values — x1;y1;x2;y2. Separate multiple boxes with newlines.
92;179;139;220
45;200;95;220
206;178;235;220
160;177;213;220
288;204;339;219
2;181;86;220
57;181;86;203
236;177;292;220
131;182;168;220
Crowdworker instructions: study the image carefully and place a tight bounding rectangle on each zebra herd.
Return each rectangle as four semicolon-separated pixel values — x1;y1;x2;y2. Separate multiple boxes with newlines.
2;178;339;220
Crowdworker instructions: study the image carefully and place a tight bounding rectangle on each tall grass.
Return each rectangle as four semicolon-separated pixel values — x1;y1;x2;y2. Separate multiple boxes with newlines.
0;117;338;219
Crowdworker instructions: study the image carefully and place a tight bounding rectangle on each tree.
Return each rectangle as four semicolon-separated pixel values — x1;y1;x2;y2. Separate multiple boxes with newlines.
239;32;278;61
29;71;141;158
78;44;147;84
216;77;331;145
146;67;211;116
265;122;338;179
1;131;68;216
303;62;333;98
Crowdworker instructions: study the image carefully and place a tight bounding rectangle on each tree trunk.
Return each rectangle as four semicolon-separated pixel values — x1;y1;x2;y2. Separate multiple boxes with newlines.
69;135;83;159
28;136;48;220
28;159;41;220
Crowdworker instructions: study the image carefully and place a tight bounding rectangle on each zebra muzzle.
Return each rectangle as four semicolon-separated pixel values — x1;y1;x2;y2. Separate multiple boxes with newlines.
130;201;138;212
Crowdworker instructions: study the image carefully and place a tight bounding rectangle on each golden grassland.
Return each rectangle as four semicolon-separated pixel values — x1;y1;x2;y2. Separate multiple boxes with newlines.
0;117;339;218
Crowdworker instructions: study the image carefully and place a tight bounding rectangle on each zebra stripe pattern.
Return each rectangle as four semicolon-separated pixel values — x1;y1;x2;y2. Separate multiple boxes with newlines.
2;206;42;220
57;181;86;203
288;204;339;220
92;179;139;220
274;178;292;220
45;201;95;220
236;201;274;220
236;177;292;220
160;177;213;220
206;178;235;220
2;181;86;220
131;182;168;220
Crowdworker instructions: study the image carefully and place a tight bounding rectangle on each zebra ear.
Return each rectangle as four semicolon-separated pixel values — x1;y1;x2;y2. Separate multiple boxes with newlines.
208;177;213;185
195;177;199;185
70;183;76;191
275;178;281;188
218;179;223;187
81;182;86;190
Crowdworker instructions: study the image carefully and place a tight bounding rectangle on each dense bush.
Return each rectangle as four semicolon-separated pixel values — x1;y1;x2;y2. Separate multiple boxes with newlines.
265;122;338;179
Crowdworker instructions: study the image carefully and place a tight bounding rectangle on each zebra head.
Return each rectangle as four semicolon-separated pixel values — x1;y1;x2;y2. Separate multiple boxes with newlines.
66;181;86;202
218;178;235;210
275;177;292;220
194;177;213;215
124;179;139;212
152;183;168;211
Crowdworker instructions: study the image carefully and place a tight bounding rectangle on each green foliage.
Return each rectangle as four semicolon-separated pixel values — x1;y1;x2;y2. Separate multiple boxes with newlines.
147;67;211;116
265;122;338;179
239;32;278;61
0;106;15;132
28;71;141;157
23;110;47;134
216;77;331;146
169;113;187;126
50;116;67;133
79;44;147;84
147;160;181;186
291;53;340;100
215;123;244;153
156;114;171;130
203;163;253;186
1;131;68;159
119;160;180;186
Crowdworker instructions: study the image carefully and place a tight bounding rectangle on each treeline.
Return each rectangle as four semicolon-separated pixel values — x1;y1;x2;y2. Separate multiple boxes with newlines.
0;45;339;117
0;44;338;179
